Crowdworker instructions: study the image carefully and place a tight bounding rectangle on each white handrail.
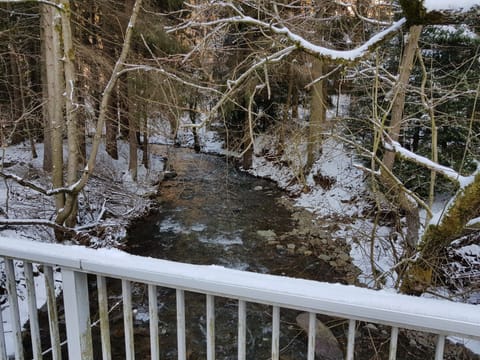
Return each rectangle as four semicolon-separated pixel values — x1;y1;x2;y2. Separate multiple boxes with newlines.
1;238;479;339
1;238;479;356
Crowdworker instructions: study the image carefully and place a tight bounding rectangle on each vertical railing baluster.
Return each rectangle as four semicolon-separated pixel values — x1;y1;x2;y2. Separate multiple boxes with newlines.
435;334;445;360
0;304;7;360
176;289;187;360
122;280;135;360
346;319;356;360
44;266;61;360
97;275;112;360
5;258;24;360
238;300;246;360
389;327;399;360
148;284;159;360
62;269;93;360
206;294;215;360
271;306;280;360
24;261;42;359
307;312;316;360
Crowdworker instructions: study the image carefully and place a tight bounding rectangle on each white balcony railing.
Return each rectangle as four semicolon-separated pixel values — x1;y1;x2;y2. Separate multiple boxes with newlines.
0;237;479;359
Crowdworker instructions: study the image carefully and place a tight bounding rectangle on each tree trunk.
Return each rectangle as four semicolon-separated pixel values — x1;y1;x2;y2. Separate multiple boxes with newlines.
7;45;24;145
402;172;480;294
128;112;138;181
383;25;422;170
40;5;52;172
380;25;422;249
105;89;119;159
142;121;149;168
306;58;326;171
42;2;65;212
56;0;80;228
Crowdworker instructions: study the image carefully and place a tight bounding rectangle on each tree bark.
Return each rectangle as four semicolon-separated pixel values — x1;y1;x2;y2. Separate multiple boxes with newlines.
42;2;65;212
40;4;52;172
56;0;80;228
380;25;422;249
306;58;326;171
383;25;422;170
402;172;480;294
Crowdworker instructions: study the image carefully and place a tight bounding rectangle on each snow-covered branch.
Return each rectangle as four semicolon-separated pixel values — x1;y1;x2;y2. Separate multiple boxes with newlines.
0;171;76;196
168;6;406;63
383;140;476;187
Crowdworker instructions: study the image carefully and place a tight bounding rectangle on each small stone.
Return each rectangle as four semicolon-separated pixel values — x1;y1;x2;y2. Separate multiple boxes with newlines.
318;254;331;262
336;259;346;267
297;245;308;253
267;240;279;245
287;243;296;250
276;244;284;250
254;185;263;191
303;250;313;256
338;253;350;262
257;229;277;241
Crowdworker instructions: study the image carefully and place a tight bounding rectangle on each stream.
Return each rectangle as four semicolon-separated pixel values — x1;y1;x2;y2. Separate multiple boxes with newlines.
122;146;341;359
22;146;474;359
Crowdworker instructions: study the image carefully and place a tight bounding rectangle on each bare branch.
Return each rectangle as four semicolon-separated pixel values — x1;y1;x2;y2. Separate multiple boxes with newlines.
0;0;62;9
0;171;76;196
0;218;77;236
168;6;406;63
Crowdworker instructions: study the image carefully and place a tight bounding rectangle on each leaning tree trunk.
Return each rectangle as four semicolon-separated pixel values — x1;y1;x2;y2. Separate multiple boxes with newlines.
402;172;480;294
380;25;422;249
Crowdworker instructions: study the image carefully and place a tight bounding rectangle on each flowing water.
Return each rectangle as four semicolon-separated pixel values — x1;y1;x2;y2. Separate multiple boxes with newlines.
123;146;342;359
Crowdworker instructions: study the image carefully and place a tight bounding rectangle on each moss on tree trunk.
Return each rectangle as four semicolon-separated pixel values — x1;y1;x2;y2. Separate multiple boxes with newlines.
402;172;480;294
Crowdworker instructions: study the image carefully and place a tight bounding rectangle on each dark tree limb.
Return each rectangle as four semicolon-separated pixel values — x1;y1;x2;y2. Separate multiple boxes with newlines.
0;218;77;237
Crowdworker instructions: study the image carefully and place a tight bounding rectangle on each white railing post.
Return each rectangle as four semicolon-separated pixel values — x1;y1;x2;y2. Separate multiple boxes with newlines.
346;319;356;360
206;294;215;360
307;312;316;360
435;334;446;360
271;306;280;360
389;327;399;360
44;266;62;360
122;280;135;360
24;261;42;359
148;284;159;360
0;304;7;359
176;289;187;360
237;300;246;360
5;258;24;360
62;269;93;360
97;275;112;360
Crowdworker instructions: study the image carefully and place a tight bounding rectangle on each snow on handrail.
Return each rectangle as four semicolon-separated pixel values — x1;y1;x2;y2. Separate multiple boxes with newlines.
0;237;479;340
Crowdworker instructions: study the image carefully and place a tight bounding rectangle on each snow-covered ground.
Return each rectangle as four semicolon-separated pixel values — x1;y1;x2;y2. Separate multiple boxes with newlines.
0;140;165;355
